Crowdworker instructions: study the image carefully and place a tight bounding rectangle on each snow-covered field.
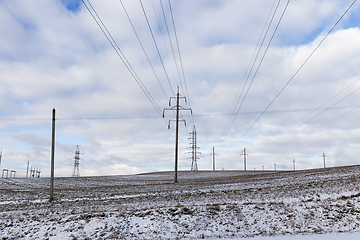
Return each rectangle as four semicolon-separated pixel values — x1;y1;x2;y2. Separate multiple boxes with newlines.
1;165;360;239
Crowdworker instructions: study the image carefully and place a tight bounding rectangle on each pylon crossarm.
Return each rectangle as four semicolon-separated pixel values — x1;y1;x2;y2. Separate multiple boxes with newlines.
164;106;178;111
168;119;186;129
178;106;191;111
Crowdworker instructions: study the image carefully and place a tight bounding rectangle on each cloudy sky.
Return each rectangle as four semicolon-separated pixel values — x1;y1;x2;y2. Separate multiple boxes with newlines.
1;0;360;177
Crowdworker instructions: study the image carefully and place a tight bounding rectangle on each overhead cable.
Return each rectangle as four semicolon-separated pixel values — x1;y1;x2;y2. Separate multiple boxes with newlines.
139;0;175;96
167;0;195;126
118;0;169;100
2;105;358;122
239;0;357;140
81;0;163;117
263;76;360;149
217;0;281;148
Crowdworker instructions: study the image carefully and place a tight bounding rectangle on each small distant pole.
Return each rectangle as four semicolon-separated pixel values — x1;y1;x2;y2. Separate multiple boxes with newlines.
211;147;216;171
274;163;276;171
26;159;29;178
293;159;295;171
262;165;264;171
323;153;326;168
50;108;56;202
240;148;248;171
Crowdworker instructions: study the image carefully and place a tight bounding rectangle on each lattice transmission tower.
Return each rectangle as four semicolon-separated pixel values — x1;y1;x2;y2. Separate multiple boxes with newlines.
188;125;200;171
72;145;81;177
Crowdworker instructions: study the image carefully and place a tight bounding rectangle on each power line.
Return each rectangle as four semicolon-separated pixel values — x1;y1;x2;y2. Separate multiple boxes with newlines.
158;0;183;94
167;0;195;127
237;0;291;113
1;105;358;122
238;0;357;142
150;0;180;89
217;0;281;148
82;0;164;118
263;76;360;148
275;59;360;129
273;103;360;149
275;83;360;147
118;0;169;100
139;0;175;96
192;106;360;117
120;0;191;135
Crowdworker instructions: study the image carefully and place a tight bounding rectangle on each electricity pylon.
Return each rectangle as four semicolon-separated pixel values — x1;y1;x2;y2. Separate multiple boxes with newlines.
163;86;192;183
72;145;81;177
188;125;200;171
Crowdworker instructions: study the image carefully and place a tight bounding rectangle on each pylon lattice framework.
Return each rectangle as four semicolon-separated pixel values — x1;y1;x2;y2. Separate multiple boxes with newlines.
188;125;200;171
72;145;81;177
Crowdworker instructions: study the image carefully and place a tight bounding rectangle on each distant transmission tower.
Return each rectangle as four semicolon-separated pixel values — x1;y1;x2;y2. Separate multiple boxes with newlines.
72;145;81;177
188;125;200;171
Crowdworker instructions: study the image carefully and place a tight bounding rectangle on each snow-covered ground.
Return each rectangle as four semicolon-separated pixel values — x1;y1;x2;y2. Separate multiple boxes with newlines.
1;165;360;239
251;231;360;240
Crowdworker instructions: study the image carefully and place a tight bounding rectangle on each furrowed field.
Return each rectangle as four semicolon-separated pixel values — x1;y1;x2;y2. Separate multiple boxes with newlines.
1;165;360;239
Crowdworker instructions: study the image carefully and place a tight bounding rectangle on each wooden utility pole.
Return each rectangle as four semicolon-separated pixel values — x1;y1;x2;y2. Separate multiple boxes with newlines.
163;87;192;183
240;148;247;171
323;153;326;168
50;108;55;202
211;147;216;171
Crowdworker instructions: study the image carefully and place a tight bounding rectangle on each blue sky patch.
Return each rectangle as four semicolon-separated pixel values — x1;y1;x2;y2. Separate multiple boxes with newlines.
342;10;360;29
60;0;81;13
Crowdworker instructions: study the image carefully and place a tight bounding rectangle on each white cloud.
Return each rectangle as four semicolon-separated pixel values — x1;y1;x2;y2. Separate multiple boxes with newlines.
0;0;360;177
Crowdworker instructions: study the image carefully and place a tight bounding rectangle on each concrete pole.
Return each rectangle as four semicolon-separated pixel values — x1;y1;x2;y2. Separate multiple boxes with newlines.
323;153;326;168
26;159;29;178
243;148;247;171
293;159;295;171
212;147;215;171
174;88;179;183
50;108;55;202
